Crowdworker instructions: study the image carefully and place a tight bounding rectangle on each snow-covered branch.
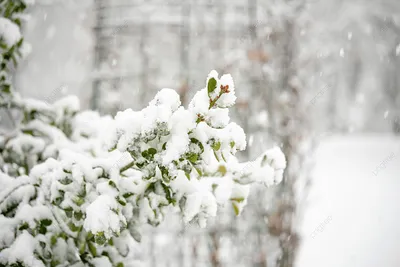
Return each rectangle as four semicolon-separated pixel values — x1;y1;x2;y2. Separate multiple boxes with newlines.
0;70;285;266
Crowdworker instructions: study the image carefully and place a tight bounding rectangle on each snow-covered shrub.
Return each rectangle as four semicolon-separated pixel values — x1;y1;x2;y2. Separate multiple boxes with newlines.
0;70;286;266
0;1;287;266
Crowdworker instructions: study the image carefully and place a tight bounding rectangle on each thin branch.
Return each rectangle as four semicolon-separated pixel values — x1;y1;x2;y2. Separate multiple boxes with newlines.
120;161;135;173
0;179;32;206
48;204;78;239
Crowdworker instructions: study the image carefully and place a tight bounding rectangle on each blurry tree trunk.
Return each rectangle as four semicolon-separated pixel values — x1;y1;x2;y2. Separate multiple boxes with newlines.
210;231;220;267
263;2;310;267
90;0;105;110
276;18;300;267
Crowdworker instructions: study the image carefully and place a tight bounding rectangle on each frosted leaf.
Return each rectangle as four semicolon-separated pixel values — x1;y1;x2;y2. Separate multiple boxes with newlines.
162;108;195;165
225;122;247;151
264;146;287;170
15;204;52;229
230;183;250;215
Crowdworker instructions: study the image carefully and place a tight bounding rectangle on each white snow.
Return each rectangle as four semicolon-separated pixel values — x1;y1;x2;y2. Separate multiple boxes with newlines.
189;88;210;116
297;135;400;267
84;195;126;239
0;18;21;47
0;231;45;267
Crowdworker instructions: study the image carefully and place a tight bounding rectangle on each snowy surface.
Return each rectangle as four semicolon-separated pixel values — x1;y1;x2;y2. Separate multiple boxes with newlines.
297;134;400;267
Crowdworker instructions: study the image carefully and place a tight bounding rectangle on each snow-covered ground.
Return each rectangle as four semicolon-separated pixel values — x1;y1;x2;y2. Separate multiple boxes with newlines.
297;134;400;267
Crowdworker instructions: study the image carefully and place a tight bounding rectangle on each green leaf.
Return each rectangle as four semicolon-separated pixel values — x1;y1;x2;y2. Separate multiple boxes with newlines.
17;38;24;47
19;222;29;231
161;183;174;204
64;207;73;218
95;232;107;245
187;153;198;163
116;196;126;206
87;232;94;241
142;148;157;160
59;177;73;185
63;169;72;174
38;224;47;235
230;197;245;203
230;141;235;148
74;197;85;206
78;239;86;254
88;241;97;257
50;235;58;246
261;154;268;166
190;138;204;153
59;232;67;240
195;167;203;176
212;184;218;192
116;263;124;267
207;77;217;95
211;141;221;151
232;202;240;216
74;211;83;220
141;150;148;158
148;148;157;156
185;172;191;180
0;42;8;50
50;260;60;267
221;153;227;162
108;180;117;188
123;192;134;198
218;165;227;176
213;151;220;162
41;219;52;226
68;222;80;232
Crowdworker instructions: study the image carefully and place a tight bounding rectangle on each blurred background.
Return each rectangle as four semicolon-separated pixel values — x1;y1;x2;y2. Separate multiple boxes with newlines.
12;0;400;266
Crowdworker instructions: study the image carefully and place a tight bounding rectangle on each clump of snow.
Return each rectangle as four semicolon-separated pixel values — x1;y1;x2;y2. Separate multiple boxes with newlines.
149;88;181;112
189;89;210;116
206;108;230;128
0;18;21;47
84;195;126;239
91;256;113;267
0;231;45;267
